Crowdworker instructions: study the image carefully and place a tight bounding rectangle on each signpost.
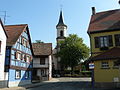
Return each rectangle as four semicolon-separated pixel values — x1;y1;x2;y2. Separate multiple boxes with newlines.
89;62;94;88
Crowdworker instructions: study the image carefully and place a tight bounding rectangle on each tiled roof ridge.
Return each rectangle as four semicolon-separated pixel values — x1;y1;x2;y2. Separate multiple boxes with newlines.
5;24;28;27
94;9;120;15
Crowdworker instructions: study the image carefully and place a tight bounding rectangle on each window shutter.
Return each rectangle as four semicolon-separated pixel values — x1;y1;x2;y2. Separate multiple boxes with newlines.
21;38;24;45
27;41;29;48
114;34;120;46
108;35;113;47
21;53;23;60
94;37;99;48
24;55;27;62
30;56;32;62
15;51;18;59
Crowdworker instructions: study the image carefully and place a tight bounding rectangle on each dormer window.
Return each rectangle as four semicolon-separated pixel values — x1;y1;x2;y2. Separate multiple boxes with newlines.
60;30;64;37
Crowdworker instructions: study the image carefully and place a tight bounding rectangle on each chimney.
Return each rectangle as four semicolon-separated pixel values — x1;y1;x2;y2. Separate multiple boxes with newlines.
92;7;96;15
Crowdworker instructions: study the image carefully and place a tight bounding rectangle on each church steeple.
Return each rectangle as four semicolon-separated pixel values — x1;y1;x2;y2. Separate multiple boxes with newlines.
56;11;67;28
56;10;67;40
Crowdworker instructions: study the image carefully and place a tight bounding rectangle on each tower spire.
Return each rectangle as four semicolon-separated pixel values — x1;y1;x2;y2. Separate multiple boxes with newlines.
56;10;67;28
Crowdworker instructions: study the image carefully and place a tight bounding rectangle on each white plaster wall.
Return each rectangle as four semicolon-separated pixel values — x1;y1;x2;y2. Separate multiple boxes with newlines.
37;69;41;76
57;28;67;38
48;55;52;79
52;55;58;70
0;23;7;80
33;56;52;80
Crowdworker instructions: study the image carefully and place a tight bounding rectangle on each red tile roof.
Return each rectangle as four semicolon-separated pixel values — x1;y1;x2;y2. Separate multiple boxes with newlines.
88;9;120;33
32;43;52;56
4;24;27;46
91;47;120;61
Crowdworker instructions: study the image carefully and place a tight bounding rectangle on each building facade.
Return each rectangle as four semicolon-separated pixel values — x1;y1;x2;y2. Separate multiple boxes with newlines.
88;8;120;88
32;43;52;82
0;19;8;88
52;11;67;72
4;24;33;87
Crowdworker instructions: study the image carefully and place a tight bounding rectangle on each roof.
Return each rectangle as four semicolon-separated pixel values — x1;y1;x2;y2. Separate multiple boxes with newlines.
56;11;67;28
32;43;52;56
88;9;120;33
0;18;8;38
4;24;27;46
90;47;120;61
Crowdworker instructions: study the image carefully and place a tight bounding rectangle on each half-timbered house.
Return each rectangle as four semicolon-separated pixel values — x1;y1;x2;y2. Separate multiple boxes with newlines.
4;24;33;87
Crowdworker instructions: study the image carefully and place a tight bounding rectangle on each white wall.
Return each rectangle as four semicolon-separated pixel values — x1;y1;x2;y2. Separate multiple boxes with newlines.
57;27;67;38
33;57;49;68
0;23;7;80
48;55;52;79
33;55;52;80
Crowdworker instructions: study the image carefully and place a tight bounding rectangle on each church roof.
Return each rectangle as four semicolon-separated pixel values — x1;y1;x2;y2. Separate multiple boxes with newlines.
88;9;120;33
56;11;67;27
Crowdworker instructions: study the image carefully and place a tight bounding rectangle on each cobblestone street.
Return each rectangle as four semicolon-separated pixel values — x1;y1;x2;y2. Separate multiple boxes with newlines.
26;77;118;90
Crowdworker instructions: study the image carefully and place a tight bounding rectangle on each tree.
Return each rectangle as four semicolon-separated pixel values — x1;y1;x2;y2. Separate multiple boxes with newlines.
57;34;89;74
35;40;44;43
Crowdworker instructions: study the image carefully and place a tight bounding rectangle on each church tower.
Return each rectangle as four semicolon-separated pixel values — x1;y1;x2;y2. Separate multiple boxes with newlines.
52;10;67;72
56;11;67;44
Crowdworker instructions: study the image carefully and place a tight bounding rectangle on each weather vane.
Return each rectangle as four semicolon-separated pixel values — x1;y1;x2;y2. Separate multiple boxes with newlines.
60;4;63;11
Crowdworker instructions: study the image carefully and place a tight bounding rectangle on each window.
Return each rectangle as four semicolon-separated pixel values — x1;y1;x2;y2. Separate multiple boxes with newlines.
41;69;46;77
60;30;64;37
17;52;21;60
113;61;119;68
101;62;109;69
25;71;29;78
15;51;21;60
94;37;99;48
94;35;113;48
15;70;21;79
40;58;45;65
100;36;108;47
26;55;30;63
114;34;120;46
0;41;1;53
21;37;28;47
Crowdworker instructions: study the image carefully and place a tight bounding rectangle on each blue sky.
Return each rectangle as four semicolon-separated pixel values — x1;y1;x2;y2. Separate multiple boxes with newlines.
0;0;120;48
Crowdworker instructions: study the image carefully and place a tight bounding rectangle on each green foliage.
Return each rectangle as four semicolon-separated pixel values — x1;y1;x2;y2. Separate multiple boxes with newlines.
35;40;44;43
57;34;89;72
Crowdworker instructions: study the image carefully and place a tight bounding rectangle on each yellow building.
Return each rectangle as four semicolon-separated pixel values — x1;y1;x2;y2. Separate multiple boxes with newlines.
88;7;120;88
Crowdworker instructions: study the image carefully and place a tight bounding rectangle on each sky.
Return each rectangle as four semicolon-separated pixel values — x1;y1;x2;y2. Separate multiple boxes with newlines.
0;0;120;48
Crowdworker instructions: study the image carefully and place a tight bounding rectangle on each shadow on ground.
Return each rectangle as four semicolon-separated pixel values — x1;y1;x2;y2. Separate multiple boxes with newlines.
26;81;119;90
